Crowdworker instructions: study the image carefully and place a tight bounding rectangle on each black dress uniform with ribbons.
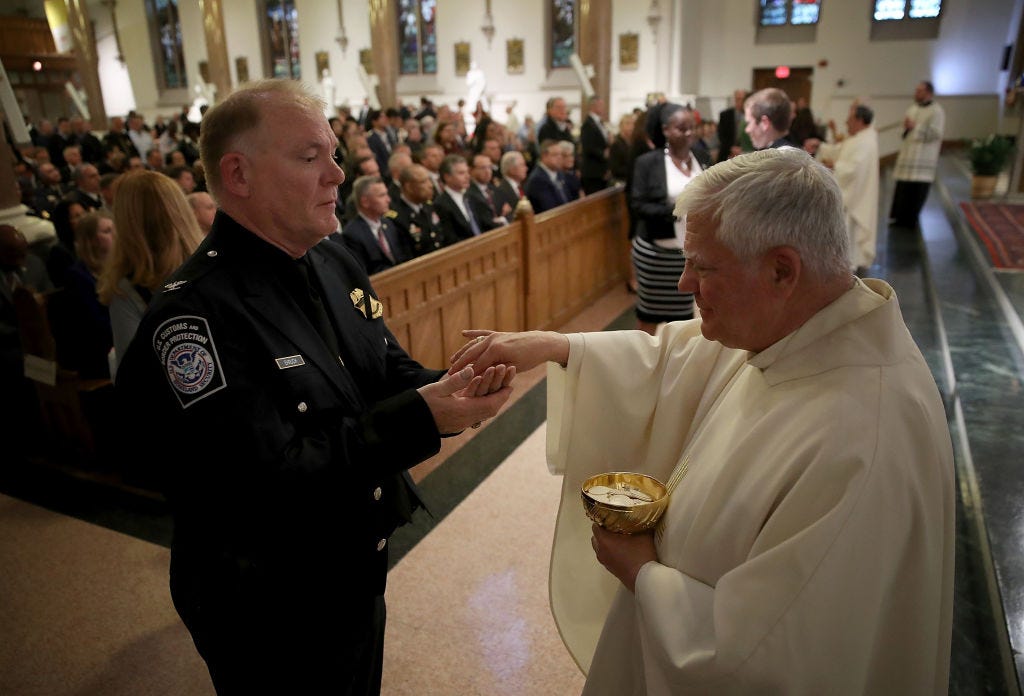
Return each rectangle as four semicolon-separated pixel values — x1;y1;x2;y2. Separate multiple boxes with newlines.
116;211;444;693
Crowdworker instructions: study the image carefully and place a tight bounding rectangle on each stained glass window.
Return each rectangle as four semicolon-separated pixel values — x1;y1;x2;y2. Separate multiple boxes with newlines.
147;0;187;90
759;0;820;26
398;0;437;75
264;0;300;79
874;0;941;21
550;0;576;69
790;0;820;24
908;0;941;18
760;0;788;25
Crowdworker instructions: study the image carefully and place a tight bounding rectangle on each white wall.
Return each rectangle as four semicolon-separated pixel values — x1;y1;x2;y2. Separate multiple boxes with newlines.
81;0;1016;141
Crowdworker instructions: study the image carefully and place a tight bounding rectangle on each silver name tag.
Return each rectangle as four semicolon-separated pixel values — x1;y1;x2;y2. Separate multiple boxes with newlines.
275;355;306;369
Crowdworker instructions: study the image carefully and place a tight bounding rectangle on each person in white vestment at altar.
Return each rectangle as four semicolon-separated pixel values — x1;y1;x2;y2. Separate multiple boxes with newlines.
450;147;954;695
819;102;879;276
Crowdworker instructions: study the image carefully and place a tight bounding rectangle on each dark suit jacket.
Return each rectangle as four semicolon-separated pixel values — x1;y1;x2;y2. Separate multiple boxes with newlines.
537;119;575;145
116;212;442;688
631;148;711;241
524;166;569;214
465;184;504;231
580;115;610;186
492;179;523;220
392;198;456;257
64;189;103;212
434;191;481;241
341;215;411;275
716;107;740;163
366;130;392;178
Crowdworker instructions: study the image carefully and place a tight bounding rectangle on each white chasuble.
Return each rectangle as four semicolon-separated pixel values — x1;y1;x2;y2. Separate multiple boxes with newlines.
547;279;954;695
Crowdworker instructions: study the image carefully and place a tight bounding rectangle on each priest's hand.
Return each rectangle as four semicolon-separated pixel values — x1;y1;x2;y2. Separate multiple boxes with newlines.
591;524;658;593
449;330;570;376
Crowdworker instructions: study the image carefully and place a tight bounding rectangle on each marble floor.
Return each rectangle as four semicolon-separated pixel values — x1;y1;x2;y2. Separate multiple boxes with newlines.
1;156;1022;694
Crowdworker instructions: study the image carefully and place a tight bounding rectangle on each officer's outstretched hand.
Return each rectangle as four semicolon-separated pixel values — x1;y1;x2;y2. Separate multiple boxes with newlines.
418;365;515;435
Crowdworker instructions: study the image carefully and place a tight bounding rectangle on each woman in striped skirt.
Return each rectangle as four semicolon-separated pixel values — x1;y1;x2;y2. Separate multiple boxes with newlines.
630;104;710;335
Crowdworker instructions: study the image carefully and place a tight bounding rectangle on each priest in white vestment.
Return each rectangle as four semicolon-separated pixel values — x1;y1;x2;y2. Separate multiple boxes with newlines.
821;103;879;273
451;148;954;695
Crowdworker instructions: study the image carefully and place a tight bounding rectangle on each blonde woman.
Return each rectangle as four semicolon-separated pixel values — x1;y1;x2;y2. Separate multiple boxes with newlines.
98;170;203;377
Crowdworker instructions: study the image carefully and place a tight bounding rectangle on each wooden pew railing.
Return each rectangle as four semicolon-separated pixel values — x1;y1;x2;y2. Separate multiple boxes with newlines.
371;187;630;369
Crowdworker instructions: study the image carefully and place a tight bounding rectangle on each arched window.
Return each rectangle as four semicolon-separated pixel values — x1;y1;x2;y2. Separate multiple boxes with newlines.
873;0;941;20
398;0;437;75
550;0;576;70
146;0;187;91
759;0;821;26
261;0;301;79
871;0;941;40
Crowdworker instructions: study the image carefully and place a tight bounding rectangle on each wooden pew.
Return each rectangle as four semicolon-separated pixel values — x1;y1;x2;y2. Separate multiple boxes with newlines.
371;187;629;369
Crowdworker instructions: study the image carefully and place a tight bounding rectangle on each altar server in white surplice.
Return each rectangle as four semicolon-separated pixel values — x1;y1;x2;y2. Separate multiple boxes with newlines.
822;103;879;274
450;148;954;695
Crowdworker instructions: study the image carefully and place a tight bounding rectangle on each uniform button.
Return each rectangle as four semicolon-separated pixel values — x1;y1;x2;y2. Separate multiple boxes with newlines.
297;401;308;413
373;487;382;501
206;249;218;257
376;538;387;551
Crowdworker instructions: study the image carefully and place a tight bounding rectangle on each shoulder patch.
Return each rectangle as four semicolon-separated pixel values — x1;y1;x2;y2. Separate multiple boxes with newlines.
152;315;227;408
164;280;188;292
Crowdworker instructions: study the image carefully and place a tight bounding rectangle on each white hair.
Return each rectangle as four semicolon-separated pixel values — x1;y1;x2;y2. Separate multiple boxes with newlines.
674;147;848;280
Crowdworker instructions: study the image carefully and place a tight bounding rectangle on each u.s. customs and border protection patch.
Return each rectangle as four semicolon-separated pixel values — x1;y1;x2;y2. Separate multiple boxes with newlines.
152;315;227;408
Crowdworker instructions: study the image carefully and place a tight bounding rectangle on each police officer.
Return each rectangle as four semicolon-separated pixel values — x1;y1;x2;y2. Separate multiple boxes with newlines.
116;79;514;695
391;163;457;258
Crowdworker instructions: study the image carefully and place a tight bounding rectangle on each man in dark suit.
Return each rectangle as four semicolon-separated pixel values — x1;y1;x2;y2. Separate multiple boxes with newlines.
466;154;510;231
31;163;68;217
716;89;750;163
392;164;457;257
102;116;136;158
579;96;611;194
47;117;77;170
434;154;484;241
70;116;104;164
537;97;575;145
386;151;413;203
524;140;571;214
365;109;392;179
493;151;528;220
115;80;511;694
341;175;411;275
744;87;796;150
64;164;104;211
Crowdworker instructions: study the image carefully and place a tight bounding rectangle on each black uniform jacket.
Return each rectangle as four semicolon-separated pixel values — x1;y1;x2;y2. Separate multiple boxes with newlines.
116;212;444;634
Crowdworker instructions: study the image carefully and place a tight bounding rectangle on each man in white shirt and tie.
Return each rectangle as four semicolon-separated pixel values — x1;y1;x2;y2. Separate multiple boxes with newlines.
493;151;528;220
434;155;484;241
339;175;410;275
467;154;510;231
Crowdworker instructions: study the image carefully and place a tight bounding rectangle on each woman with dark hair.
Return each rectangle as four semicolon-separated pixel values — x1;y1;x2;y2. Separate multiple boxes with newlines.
51;211;115;378
45;198;88;286
629;104;710;335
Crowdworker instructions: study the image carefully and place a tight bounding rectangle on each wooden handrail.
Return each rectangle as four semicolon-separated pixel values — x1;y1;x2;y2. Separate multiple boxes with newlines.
370;187;630;368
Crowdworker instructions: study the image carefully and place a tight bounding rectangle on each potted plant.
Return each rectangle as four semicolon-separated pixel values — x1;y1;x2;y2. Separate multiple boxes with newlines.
967;134;1014;199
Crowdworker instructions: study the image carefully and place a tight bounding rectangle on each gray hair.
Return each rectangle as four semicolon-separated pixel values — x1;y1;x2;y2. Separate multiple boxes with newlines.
499;150;524;177
674;148;848;280
352;175;384;202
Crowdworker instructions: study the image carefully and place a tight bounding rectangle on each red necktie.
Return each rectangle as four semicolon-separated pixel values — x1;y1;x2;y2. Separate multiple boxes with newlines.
376;224;393;261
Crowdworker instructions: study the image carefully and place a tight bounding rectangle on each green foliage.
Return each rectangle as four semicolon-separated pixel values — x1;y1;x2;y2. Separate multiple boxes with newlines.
967;135;1014;176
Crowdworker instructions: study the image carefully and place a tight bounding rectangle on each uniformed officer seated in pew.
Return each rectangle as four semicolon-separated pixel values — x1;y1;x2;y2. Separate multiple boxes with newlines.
116;78;515;696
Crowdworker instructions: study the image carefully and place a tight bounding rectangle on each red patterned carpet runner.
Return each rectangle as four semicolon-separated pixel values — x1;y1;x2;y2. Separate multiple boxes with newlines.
960;202;1024;270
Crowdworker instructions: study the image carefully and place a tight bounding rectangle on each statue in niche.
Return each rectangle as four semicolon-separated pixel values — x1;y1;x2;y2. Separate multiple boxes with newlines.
465;61;488;114
320;68;336;118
